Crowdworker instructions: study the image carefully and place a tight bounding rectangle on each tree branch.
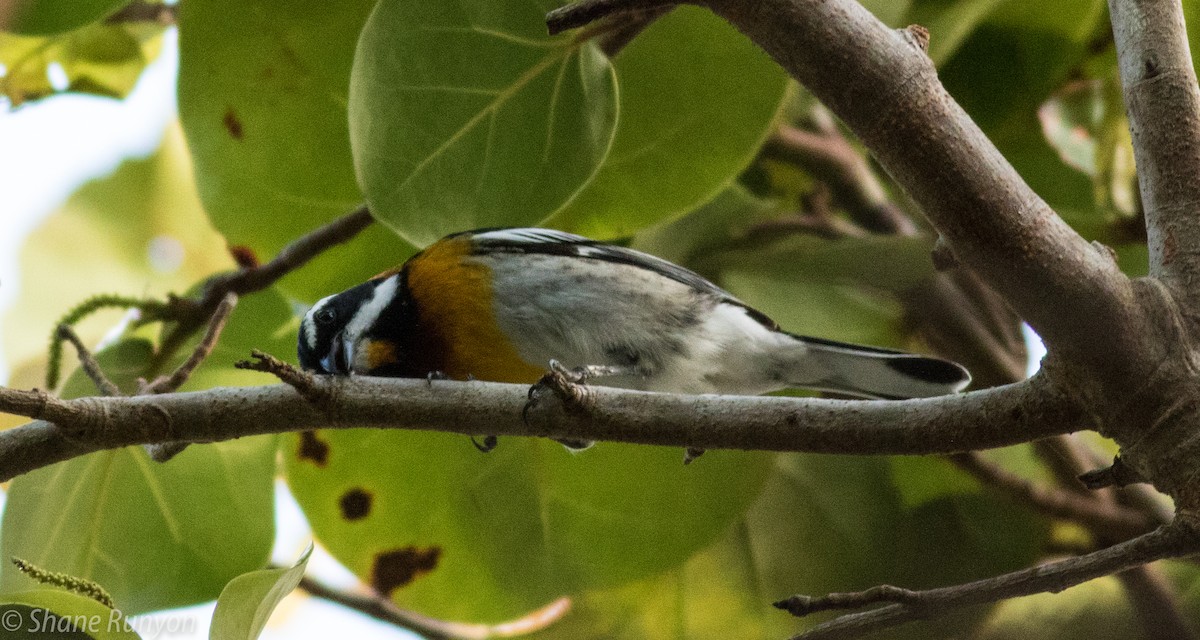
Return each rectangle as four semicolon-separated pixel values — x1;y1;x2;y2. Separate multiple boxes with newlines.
1108;0;1200;288
150;205;373;375
56;325;121;397
549;0;1147;386
775;522;1200;640
296;575;571;639
949;451;1155;540
760;120;917;235
0;373;1080;483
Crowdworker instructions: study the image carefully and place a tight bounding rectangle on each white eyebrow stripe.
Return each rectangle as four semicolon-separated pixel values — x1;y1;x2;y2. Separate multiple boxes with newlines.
304;294;337;350
344;277;399;344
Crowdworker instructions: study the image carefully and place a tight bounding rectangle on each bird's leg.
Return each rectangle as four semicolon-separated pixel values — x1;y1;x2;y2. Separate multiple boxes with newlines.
524;360;638;451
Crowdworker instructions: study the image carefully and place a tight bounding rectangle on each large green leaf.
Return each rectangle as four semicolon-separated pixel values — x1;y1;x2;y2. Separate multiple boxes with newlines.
543;7;787;239
0;591;141;639
549;453;1048;639
208;545;312;640
349;0;618;247
177;0;409;302
0;289;288;613
285;430;772;621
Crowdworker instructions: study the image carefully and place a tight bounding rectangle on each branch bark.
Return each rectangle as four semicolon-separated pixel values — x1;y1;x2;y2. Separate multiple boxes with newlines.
0;373;1080;483
1109;0;1200;290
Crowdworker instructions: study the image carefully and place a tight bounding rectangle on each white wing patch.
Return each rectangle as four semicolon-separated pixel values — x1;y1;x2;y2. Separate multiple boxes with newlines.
471;228;590;245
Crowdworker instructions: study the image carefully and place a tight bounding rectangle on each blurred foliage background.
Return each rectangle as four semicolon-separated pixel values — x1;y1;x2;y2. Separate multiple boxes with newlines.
0;0;1194;638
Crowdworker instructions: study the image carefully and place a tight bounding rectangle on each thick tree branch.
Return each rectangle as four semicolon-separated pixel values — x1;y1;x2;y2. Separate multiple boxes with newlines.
549;0;1147;385
0;374;1079;482
1108;0;1200;288
775;522;1200;640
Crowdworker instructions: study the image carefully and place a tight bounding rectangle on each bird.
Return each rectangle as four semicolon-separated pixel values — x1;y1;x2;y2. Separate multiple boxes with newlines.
297;227;971;454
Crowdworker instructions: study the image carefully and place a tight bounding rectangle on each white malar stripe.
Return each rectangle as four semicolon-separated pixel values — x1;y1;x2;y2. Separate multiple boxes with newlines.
343;276;399;346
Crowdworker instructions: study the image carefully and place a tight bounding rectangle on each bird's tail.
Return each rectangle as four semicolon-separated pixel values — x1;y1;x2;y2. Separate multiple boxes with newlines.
784;334;970;399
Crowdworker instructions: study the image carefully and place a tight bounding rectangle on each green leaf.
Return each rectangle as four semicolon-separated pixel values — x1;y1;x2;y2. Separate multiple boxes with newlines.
285;431;772;621
0;339;277;614
710;234;938;294
938;0;1107;213
209;545;313;640
543;7;787;239
0;591;141;640
178;0;409;302
631;185;780;266
7;0;127;36
739;455;1045;639
0;23;162;106
858;0;914;26
349;0;618;247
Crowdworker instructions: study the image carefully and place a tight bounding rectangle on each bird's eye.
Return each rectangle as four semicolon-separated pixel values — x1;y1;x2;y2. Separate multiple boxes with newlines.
315;308;337;325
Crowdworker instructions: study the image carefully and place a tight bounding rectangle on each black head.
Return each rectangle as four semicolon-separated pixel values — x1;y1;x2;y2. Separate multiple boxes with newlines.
298;277;395;374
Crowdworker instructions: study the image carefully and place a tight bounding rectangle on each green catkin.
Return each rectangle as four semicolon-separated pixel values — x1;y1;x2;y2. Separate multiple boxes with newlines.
10;557;115;609
45;294;171;390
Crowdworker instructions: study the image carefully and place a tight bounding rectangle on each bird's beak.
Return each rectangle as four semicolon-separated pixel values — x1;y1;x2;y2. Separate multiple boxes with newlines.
320;332;352;374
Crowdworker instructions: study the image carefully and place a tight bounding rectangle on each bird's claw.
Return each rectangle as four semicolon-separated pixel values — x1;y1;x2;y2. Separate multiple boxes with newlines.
471;434;498;453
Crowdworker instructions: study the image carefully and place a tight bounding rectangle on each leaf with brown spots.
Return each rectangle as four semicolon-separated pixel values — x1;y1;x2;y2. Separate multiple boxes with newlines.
338;487;372;521
297;430;329;467
222;107;245;141
372;546;442;597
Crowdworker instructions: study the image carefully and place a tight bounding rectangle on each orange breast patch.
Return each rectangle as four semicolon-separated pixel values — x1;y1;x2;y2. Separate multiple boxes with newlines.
404;236;545;383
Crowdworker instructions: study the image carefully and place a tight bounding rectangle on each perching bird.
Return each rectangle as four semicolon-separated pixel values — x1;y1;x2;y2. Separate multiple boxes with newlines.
298;228;970;450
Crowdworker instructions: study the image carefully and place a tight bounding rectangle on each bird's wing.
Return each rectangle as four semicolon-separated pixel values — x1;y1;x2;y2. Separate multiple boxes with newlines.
464;228;756;312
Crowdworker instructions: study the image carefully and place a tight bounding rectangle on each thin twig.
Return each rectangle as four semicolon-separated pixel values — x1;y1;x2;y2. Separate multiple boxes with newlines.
597;6;673;57
143;293;239;395
234;350;332;407
296;574;571;639
761;121;917;235
776;523;1200;640
142;293;239;462
46;294;173;389
949;452;1154;540
149;205;373;376
56;325;121;397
